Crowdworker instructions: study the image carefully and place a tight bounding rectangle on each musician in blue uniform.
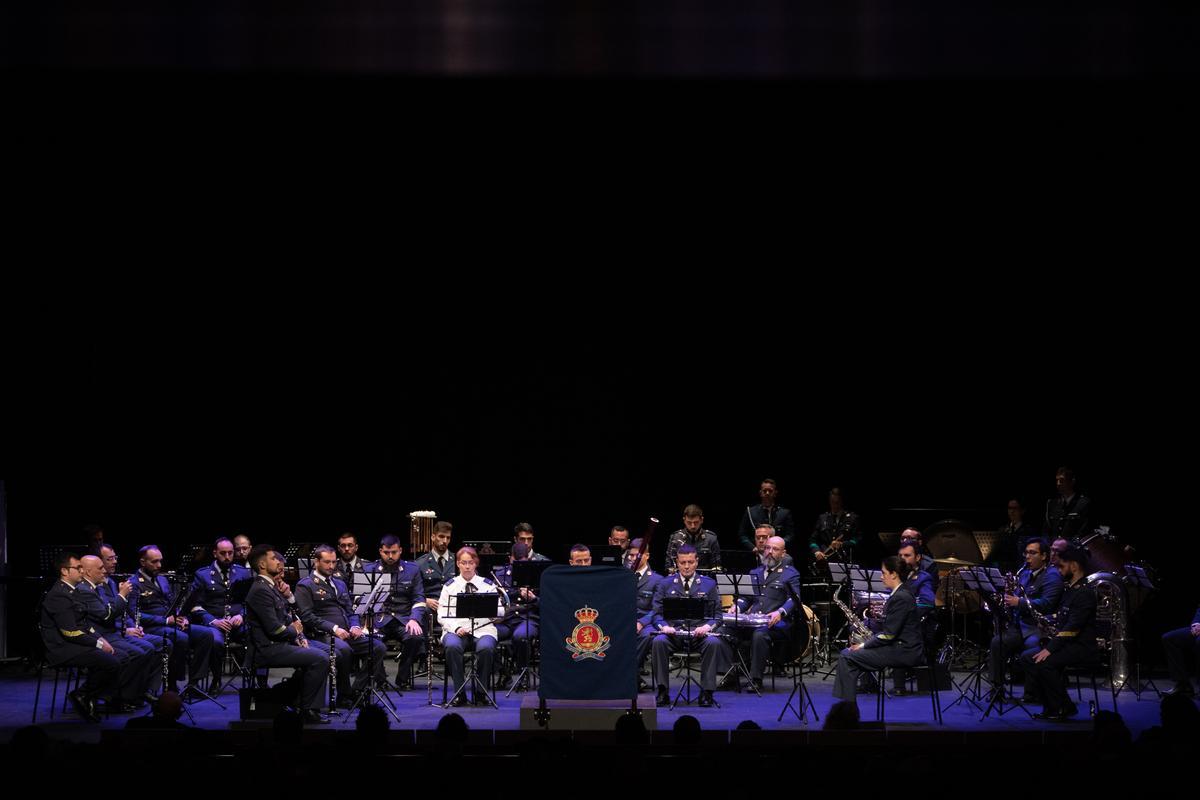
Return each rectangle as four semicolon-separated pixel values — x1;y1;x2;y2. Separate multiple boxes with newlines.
987;537;1063;699
295;544;386;705
492;542;539;690
1161;602;1200;698
437;547;500;705
898;529;940;591
1020;544;1098;720
129;545;215;693
737;478;797;548
832;556;924;705
735;535;802;689
244;545;331;724
96;543;170;660
415;521;457;610
514;523;551;562
77;555;160;706
625;538;662;685
332;532;366;587
187;537;252;685
650;544;731;707
38;553;123;722
362;534;427;687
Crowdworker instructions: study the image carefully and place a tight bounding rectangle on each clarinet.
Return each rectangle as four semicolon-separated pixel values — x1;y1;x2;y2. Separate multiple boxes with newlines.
328;620;338;711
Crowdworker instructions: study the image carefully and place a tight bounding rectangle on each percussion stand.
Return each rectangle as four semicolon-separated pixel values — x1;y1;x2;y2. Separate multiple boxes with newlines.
716;571;761;696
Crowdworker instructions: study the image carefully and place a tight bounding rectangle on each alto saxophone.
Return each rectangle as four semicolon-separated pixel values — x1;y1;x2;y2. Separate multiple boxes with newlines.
832;585;873;646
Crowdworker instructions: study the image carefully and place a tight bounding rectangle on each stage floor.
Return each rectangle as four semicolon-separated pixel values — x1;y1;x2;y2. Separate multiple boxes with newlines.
0;659;1173;743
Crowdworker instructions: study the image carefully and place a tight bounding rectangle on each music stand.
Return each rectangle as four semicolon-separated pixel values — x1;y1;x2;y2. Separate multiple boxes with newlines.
661;596;715;709
589;545;624;566
441;591;500;708
178;544;207;574
477;552;509;577
344;573;402;724
37;545;77;579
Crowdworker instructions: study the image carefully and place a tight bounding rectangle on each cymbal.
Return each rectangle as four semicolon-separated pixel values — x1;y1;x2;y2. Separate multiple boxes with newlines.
933;556;979;567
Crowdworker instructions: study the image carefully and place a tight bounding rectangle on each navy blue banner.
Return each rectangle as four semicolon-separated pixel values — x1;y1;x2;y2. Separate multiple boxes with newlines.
538;565;636;700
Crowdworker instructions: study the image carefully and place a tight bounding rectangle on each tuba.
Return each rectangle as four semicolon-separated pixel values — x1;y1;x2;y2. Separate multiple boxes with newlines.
1085;572;1129;690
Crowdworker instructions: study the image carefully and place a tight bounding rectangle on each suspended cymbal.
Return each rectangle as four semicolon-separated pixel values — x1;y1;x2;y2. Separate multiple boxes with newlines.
933;556;979;567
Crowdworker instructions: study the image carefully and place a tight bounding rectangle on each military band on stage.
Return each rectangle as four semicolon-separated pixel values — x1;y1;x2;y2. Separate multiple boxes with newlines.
37;468;1199;724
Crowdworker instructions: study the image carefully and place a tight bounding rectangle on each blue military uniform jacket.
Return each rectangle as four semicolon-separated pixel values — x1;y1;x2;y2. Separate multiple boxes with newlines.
414;551;456;593
188;562;252;625
1015;565;1064;637
76;579;127;636
294;572;358;635
636;568;663;626
362;560;427;627
905;569;937;607
96;578;132;633
738;563;801;624
129;570;180;628
491;564;540;624
39;581;104;663
651;573;721;629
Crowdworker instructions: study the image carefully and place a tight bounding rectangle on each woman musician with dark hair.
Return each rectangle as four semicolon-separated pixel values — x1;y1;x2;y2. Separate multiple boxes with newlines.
832;556;924;705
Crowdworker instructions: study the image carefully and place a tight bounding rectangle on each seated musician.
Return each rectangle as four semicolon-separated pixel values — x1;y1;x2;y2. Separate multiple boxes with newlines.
735;535;802;691
437;547;499;706
1019;544;1098;720
650;544;732;708
1161;601;1200;698
987;537;1063;701
416;521;457;609
244;545;331;724
832;556;924;706
295;544;387;707
492;542;539;690
187;537;252;686
362;534;427;689
890;541;938;693
624;538;662;686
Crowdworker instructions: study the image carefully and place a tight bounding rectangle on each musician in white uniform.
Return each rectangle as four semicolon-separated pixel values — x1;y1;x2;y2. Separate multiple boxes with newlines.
437;547;499;706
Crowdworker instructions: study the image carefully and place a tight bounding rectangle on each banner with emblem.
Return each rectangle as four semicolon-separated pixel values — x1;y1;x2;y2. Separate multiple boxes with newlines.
538;565;636;700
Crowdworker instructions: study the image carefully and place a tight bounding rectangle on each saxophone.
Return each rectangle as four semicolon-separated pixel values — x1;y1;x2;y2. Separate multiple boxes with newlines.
832;585;873;646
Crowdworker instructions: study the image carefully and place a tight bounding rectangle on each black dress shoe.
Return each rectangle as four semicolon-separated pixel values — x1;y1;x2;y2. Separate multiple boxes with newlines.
655;687;671;706
302;709;331;724
698;690;714;708
68;690;100;723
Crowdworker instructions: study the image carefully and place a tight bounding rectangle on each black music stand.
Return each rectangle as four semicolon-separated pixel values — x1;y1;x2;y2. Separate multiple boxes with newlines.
167;569;224;715
344;575;402;724
589;545;624;566
504;560;551;696
777;573;819;724
661;596;716;709
442;591;500;709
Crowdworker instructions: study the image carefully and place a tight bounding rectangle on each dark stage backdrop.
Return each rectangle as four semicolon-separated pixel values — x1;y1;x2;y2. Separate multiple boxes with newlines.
3;330;1189;656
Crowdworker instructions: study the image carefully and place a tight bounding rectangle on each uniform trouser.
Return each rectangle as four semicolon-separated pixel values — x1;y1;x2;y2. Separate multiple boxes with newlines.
495;620;538;669
255;640;331;711
750;624;790;680
1019;642;1096;714
636;625;655;672
51;648;122;701
652;633;731;691
144;625;215;686
106;637;161;699
989;627;1042;688
444;633;496;693
833;644;923;702
1162;627;1200;689
377;619;424;679
330;634;387;695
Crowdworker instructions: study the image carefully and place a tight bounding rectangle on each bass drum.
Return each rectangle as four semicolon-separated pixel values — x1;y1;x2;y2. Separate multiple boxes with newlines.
788;604;821;660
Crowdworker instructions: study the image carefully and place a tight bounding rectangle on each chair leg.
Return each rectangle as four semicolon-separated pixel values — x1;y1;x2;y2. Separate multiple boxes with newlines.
32;666;44;724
